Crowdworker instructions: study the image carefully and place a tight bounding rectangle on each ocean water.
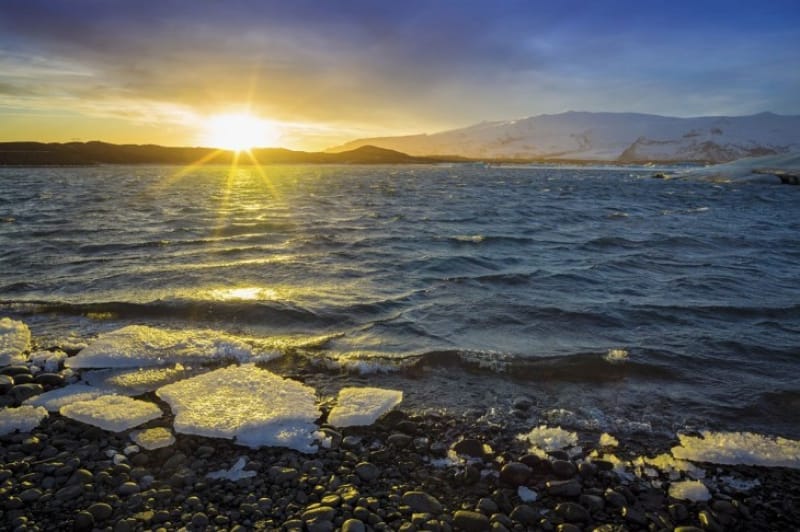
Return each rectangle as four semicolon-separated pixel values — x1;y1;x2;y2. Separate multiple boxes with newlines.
1;164;799;439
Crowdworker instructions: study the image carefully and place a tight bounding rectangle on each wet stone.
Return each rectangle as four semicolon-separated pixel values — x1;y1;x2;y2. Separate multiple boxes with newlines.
88;501;114;521
604;488;627;508
74;511;95;531
34;372;65;387
579;493;604;512
355;462;380;482
388;433;413;448
557;524;582;532
555;502;590;523
341;518;366;532
10;383;44;403
402;491;443;515
0;374;13;393
452;438;486;459
509;504;538;526
622;505;648;526
0;365;30;376
453;510;490;532
547;479;582;497
19;487;42;502
477;497;499;515
12;373;34;384
500;462;532;486
552;460;578;479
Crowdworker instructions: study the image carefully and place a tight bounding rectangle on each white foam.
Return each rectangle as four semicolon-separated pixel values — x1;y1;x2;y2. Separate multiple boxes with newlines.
671;431;800;469
0;318;31;366
599;433;619;448
668;479;711;502
81;364;201;395
156;364;321;452
29;350;67;372
131;427;176;450
23;383;107;412
60;395;162;432
517;486;538;502
516;425;578;455
0;405;47;436
207;456;256;481
65;325;255;369
327;386;403;427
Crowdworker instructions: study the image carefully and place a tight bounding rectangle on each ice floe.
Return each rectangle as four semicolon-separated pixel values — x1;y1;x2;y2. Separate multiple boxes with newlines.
604;348;628;363
156;364;321;452
0;318;31;366
65;325;255;369
517;425;578;456
131;427;176;450
29;350;67;373
327;386;403;427
671;431;800;469
669;153;800;184
0;405;48;436
60;395;162;432
81;364;202;395
207;457;256;481
668;479;711;502
24;383;107;412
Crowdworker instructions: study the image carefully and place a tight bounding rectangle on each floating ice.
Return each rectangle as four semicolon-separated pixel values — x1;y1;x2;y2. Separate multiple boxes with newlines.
599;433;619;448
718;475;760;492
327;386;403;427
156;364;321;452
131;427;176;450
0;405;47;435
517;425;578;456
24;383;107;412
29;350;67;372
81;364;201;395
517;486;538;502
604;348;628;363
207;457;256;481
65;325;255;369
634;452;704;480
668;479;711;502
0;318;31;366
671;431;800;469
60;395;162;432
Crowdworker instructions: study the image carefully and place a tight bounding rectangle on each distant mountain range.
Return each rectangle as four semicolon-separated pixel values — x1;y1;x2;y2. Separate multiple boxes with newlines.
0;142;446;166
328;111;800;163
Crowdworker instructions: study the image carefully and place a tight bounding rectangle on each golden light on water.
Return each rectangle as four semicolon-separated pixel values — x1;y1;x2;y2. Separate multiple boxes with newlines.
201;112;282;151
208;286;279;301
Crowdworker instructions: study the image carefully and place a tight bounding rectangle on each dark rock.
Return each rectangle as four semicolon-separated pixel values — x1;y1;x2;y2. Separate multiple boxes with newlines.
355;462;380;482
190;512;209;530
34;372;65;387
0;365;30;376
10;383;44;403
74;511;95;531
118;481;140;496
577;462;597;479
18;487;42;502
552;460;577;479
622;505;648;526
12;373;34;384
88;501;114;521
499;462;531;486
557;524;581;532
452;438;487;459
402;491;443;515
268;465;299;483
674;527;704;532
547;479;582;497
512;397;533;410
592;460;614;471
0;374;13;393
5;496;23;510
341;518;366;532
303;505;336;522
711;500;736;515
113;519;136;532
509;504;538;526
342;435;362;450
698;510;723;532
579;493;604;512
453;510;490;531
669;502;689;522
477;497;499;515
604;488;627;508
555;502;590;522
55;484;84;501
388;433;413;448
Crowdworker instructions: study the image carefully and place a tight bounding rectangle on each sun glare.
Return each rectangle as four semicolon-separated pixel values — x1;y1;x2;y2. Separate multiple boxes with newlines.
201;112;281;151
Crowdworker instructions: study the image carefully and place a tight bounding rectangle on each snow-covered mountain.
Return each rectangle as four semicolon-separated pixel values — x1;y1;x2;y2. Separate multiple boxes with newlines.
328;111;800;163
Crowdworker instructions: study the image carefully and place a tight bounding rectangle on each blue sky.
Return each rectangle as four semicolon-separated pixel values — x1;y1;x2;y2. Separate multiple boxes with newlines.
1;0;798;148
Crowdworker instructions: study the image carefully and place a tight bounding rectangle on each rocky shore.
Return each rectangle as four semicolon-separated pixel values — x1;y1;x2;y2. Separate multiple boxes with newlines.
2;366;799;532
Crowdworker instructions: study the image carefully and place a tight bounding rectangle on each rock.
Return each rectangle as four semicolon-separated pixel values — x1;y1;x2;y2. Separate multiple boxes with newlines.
579;493;604;512
13;373;34;384
0;365;30;376
512;397;533;410
5;496;23;510
113;519;136;532
555;502;590;522
342;518;366;532
268;465;299;483
557;524;582;532
592;460;615;471
18;487;42;502
577;462;597;480
477;497;499;515
711;500;736;515
698;510;723;532
118;481;140;496
34;372;65;387
622;505;647;526
674;527;704;532
190;512;209;530
604;488;627;508
552;460;578;479
55;484;84;501
452;438;488;459
669;503;689;522
88;502;114;521
342;435;362;450
453;510;490;531
499;462;531;486
10;383;44;403
546;479;582;497
0;374;13;393
402;491;443;515
355;462;380;482
74;511;95;531
388;433;413;448
303;505;336;522
509;504;538;526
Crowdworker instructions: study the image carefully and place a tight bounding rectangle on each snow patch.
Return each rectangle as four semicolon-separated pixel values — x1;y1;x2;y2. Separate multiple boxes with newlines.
669;479;711;502
327;386;403;427
0;318;31;366
156;364;321;452
131;427;176;450
60;395;162;432
0;405;47;436
517;425;578;456
207;457;256;481
65;325;255;369
24;383;106;412
671;431;800;469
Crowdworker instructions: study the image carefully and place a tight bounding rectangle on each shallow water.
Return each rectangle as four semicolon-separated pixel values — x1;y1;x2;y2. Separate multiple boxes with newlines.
1;164;799;438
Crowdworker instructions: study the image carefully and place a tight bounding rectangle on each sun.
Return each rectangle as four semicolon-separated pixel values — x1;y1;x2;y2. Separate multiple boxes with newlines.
201;112;281;151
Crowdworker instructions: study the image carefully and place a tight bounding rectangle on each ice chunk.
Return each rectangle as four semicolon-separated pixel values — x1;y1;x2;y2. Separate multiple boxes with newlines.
60;395;162;432
0;405;47;435
671;431;800;469
156;364;321;452
65;325;255;369
327;386;403;427
131;427;176;450
207;457;256;481
517;425;578;456
0;318;31;366
669;479;711;502
81;364;201;395
29;350;67;372
24;383;107;412
599;432;619;448
517;486;538;502
604;348;628;363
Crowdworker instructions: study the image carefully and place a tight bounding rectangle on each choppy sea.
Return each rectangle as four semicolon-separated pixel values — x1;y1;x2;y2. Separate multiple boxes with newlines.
1;164;798;439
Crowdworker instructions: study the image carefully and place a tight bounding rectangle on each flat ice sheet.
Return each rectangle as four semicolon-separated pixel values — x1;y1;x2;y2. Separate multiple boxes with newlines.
81;364;202;395
327;386;403;427
60;395;162;432
671;431;800;469
517;425;578;454
156;364;321;452
131;427;176;450
0;405;47;436
24;383;107;412
0;318;31;366
65;325;255;369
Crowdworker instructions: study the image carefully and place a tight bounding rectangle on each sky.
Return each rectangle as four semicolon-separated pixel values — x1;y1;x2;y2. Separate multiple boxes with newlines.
1;0;799;150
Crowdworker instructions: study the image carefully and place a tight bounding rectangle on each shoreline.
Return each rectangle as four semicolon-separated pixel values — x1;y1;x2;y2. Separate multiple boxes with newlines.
2;401;799;531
